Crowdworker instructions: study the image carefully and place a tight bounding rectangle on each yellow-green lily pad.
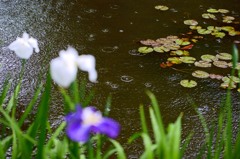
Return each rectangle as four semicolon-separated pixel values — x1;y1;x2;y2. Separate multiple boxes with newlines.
202;13;216;20
197;28;212;35
153;46;164;53
211;31;226;38
194;61;212;67
179;56;196;63
228;62;240;70
167;57;182;64
218;9;229;13
216;53;232;60
207;8;219;13
155;5;169;11
221;26;234;32
229;30;240;36
184;20;198;26
192;70;209;78
190;26;202;30
213;60;228;68
138;47;154;54
220;81;236;89
201;54;217;62
180;80;197;88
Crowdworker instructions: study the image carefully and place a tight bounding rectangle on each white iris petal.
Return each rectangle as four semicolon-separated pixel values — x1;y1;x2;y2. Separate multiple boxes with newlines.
77;55;98;83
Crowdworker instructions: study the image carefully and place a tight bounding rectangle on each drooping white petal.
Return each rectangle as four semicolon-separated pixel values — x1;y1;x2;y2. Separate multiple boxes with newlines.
77;55;98;82
8;38;33;59
50;57;78;88
22;32;29;40
59;46;79;63
28;37;39;53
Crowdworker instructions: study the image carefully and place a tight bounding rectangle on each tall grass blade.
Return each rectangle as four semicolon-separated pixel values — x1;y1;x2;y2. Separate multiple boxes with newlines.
18;83;43;127
109;139;126;159
140;105;148;134
0;78;11;106
140;133;154;159
36;72;51;159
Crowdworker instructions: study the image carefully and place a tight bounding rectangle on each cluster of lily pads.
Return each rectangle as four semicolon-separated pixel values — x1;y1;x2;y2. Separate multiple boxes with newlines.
137;7;240;90
184;8;240;38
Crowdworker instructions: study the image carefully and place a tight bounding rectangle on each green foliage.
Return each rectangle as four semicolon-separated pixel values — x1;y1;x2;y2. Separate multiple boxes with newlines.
130;91;190;159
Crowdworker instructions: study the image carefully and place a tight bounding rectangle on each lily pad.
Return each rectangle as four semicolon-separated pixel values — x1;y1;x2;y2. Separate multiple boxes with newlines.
209;74;223;80
190;26;202;30
216;53;232;60
202;13;216;20
221;26;234;32
228;76;240;83
173;50;189;56
194;61;212;67
184;20;198;26
138;47;154;54
213;60;228;68
201;54;217;62
211;31;226;38
229;30;240;36
180;80;197;88
140;39;158;46
207;8;219;13
223;16;235;21
155;5;169;11
180;56;196;63
192;70;210;78
218;9;229;13
197;29;212;35
167;57;182;64
153;46;164;53
220;81;236;89
228;62;240;70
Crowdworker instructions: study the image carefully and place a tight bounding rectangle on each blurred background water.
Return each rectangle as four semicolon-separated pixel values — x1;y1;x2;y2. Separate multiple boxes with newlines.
0;0;240;158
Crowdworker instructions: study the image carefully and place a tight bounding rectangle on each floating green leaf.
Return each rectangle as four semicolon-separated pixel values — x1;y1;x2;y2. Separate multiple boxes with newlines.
155;5;169;11
180;80;197;88
213;60;228;68
197;29;212;35
184;20;198;26
171;50;189;56
202;13;216;20
153;46;164;53
167;57;182;64
190;26;202;30
201;54;217;62
216;53;232;60
207;8;219;13
220;81;236;89
194;61;212;67
218;9;229;13
138;47;154;54
228;76;240;83
211;31;226;38
192;70;210;78
229;30;240;36
228;62;240;70
179;56;196;63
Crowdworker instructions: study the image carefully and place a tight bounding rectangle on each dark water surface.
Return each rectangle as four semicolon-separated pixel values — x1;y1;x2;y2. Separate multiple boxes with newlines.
1;0;240;158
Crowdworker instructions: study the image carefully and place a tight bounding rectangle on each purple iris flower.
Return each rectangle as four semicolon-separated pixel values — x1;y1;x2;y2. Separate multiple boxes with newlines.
65;105;120;143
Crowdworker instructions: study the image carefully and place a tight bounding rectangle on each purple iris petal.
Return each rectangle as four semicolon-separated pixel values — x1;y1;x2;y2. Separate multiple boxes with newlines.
93;118;120;138
66;120;91;142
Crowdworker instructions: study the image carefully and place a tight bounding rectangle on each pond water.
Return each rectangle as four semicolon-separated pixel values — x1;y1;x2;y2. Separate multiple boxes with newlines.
1;0;240;158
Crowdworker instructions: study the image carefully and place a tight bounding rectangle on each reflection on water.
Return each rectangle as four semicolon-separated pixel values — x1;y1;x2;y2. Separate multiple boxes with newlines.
1;0;240;158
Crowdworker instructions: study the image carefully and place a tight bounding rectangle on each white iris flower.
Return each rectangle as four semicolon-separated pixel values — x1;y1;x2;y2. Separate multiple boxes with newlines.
8;32;39;59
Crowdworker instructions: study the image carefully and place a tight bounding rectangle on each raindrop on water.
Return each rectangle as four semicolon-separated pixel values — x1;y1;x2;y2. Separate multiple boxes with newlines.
144;82;152;88
101;46;118;53
102;28;109;33
121;75;134;83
